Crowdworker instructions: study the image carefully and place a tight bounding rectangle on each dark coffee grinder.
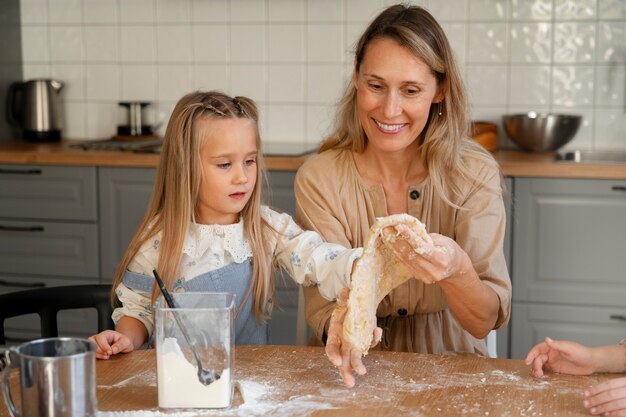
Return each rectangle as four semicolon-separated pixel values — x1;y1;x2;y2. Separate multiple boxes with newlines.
116;101;155;141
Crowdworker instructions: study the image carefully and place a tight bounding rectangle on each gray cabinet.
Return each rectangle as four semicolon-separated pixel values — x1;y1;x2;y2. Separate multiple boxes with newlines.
495;176;513;359
99;167;155;281
510;177;626;358
0;164;100;342
264;171;305;345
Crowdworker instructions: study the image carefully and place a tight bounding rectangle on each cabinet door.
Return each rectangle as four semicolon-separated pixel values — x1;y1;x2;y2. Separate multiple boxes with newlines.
264;171;308;345
512;178;626;307
99;167;155;281
0;220;99;278
510;302;626;359
0;164;97;221
495;176;514;359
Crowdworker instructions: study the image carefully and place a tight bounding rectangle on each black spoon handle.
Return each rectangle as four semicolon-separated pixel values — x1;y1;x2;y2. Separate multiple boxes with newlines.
152;269;198;356
152;269;179;309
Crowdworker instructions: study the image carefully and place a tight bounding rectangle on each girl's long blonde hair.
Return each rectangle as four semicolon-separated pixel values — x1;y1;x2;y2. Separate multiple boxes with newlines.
112;91;275;322
321;4;500;205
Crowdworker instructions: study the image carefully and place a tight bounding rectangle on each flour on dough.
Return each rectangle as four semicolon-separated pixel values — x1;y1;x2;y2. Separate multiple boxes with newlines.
343;214;432;354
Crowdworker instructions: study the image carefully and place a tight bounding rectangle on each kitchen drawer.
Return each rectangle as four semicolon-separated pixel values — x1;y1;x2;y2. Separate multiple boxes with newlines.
510;302;626;359
0;164;97;221
512;177;626;306
0;220;98;278
0;275;102;344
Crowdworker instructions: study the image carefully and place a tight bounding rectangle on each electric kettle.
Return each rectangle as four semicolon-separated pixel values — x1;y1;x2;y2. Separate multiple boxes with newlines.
6;79;64;142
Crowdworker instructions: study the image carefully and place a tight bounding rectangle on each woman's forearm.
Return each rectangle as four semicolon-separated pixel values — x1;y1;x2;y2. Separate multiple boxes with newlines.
592;344;626;373
438;254;500;339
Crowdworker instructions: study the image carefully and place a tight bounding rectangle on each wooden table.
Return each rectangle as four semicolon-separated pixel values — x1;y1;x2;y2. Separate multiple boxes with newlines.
1;346;618;416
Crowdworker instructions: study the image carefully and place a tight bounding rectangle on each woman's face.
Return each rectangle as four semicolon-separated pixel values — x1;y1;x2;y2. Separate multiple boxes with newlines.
195;117;258;225
354;37;443;154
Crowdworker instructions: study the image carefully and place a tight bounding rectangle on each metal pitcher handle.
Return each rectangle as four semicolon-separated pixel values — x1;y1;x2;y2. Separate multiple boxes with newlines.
1;350;22;417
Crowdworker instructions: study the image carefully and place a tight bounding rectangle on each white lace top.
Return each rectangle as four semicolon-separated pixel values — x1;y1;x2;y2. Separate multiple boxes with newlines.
113;206;362;336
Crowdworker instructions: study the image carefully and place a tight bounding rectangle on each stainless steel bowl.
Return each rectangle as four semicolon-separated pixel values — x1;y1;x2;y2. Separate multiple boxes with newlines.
502;112;582;152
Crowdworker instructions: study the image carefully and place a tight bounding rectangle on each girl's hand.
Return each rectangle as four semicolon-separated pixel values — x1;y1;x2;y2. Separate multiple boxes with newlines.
524;337;595;377
584;377;626;416
89;330;135;360
381;225;466;284
325;288;382;388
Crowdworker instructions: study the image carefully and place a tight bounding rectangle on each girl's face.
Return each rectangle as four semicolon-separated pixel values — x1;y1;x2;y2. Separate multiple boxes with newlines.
354;37;443;154
196;117;258;225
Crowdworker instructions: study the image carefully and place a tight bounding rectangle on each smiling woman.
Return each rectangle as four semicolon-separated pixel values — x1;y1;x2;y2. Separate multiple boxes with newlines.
294;4;512;388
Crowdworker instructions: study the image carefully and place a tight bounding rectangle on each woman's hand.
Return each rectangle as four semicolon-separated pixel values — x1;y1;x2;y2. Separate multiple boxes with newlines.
89;330;135;360
584;377;626;416
381;225;466;284
325;288;382;388
525;337;596;377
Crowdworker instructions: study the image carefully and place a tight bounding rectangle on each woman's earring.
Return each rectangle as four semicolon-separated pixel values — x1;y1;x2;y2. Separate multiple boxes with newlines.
438;103;443;116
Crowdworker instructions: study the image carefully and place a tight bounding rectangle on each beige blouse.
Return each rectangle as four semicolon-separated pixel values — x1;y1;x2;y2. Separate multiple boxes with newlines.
294;149;512;356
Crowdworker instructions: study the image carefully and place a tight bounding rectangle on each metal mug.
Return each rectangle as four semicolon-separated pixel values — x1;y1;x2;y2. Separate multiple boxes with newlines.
1;338;97;417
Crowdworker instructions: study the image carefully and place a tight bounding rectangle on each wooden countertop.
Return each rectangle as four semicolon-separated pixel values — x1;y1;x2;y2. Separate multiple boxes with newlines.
1;345;616;416
1;140;626;179
0;140;309;171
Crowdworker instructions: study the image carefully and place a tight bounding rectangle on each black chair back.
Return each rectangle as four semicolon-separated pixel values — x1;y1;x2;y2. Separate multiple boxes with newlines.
0;284;114;344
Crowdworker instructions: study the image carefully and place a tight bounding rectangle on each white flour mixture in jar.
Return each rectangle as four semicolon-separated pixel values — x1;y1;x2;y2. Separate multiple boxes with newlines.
156;337;232;408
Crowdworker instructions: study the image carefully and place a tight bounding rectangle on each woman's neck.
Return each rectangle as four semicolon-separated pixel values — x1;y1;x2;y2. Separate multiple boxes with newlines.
354;145;427;187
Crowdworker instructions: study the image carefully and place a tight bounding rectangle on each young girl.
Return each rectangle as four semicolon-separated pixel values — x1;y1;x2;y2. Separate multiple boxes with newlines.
89;91;362;359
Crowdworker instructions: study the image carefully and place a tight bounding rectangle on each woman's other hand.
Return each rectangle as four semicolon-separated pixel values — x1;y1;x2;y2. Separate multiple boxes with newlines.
525;337;596;377
89;330;135;360
381;225;466;284
584;377;626;416
325;288;383;388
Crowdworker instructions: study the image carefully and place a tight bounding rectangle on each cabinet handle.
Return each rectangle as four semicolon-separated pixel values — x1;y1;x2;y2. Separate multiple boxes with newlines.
0;279;45;289
610;315;626;321
0;225;45;232
0;168;42;175
612;186;626;192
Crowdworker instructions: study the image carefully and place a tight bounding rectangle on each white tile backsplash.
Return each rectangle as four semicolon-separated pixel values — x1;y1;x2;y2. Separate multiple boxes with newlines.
48;0;83;24
120;65;156;102
555;0;597;20
120;26;155;63
230;24;266;63
156;26;191;63
510;23;552;63
268;24;305;63
468;23;509;63
552;65;595;106
193;25;229;63
49;26;83;62
191;0;229;23
119;0;155;24
18;0;626;151
84;26;118;62
553;22;596;63
85;64;119;101
83;0;118;24
307;24;344;62
20;0;48;24
268;64;305;102
509;65;552;105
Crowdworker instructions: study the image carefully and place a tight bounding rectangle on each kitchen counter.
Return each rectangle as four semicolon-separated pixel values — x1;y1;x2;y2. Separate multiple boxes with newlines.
1;140;626;179
1;345;616;416
0;140;310;171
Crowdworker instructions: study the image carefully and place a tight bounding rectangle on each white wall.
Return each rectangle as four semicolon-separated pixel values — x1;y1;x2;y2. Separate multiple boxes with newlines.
19;0;626;151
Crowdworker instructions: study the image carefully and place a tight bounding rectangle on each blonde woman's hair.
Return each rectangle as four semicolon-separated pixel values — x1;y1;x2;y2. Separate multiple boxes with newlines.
112;91;275;322
320;4;500;205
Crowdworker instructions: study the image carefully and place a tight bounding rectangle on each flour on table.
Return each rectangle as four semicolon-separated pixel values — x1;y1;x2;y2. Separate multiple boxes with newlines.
343;214;433;354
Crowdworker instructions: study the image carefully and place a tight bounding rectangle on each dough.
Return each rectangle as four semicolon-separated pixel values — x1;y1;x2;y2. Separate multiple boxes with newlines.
343;213;432;354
